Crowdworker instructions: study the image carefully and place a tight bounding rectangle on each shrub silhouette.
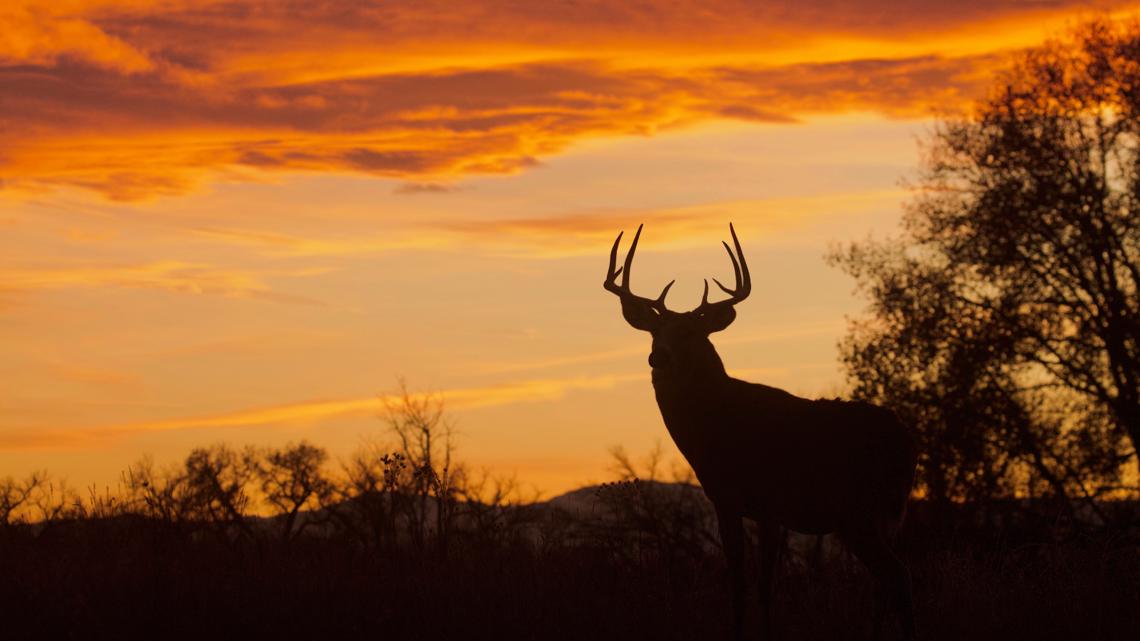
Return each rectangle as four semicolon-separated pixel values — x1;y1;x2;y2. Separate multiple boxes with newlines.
2;438;1138;641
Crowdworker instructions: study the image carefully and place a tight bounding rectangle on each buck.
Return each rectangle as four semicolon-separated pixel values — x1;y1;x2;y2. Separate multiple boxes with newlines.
603;224;918;640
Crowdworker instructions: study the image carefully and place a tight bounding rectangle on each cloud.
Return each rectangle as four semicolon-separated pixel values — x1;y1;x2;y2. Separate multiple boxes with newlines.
439;188;909;255
4;0;1122;199
4;58;991;200
0;261;321;303
52;1;1127;77
185;188;906;258
187;227;450;257
0;373;646;449
469;320;846;375
0;3;155;72
393;182;465;195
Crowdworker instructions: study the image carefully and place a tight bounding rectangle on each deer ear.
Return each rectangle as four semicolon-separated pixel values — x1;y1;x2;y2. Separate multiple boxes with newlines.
621;298;661;331
698;305;736;333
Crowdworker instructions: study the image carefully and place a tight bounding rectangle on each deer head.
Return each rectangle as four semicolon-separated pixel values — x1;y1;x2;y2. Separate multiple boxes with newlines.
603;224;750;377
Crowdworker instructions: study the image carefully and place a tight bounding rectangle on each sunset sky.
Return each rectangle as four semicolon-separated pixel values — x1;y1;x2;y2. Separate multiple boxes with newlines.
3;0;1137;495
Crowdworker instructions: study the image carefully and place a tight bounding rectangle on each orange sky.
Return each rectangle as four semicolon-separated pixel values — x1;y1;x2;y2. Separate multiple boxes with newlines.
2;1;1137;495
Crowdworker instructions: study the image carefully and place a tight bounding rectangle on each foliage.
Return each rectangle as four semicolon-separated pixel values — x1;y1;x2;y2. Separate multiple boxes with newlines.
830;20;1140;510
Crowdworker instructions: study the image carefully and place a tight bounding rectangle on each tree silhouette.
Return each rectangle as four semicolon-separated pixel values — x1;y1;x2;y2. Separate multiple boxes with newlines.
251;441;335;541
123;457;195;530
336;445;408;551
831;20;1140;511
182;444;255;538
0;472;46;528
383;380;463;550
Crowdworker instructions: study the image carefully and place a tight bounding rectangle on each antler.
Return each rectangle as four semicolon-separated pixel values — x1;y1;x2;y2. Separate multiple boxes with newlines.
696;223;750;313
604;224;674;314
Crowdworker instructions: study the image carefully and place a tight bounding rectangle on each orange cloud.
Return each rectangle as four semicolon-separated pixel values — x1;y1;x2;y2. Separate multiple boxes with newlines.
0;57;996;200
0;261;320;304
470;320;845;375
187;188;906;258
62;1;1136;78
1;1;1134;199
0;373;646;449
0;3;154;72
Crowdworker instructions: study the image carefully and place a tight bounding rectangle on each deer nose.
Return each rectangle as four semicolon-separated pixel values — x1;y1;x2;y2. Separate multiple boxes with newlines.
648;350;672;369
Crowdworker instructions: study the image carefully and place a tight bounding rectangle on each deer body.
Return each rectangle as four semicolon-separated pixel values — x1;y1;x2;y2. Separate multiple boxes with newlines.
605;225;917;640
655;368;914;533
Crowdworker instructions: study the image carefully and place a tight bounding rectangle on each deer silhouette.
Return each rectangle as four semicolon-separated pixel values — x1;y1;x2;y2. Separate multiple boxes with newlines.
604;224;918;640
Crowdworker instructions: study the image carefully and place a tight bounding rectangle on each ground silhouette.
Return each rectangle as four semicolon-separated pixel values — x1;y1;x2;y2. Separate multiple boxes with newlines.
2;460;1138;641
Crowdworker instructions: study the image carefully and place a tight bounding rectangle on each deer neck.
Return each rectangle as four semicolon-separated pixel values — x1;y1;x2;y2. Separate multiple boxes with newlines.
651;360;728;390
650;350;731;446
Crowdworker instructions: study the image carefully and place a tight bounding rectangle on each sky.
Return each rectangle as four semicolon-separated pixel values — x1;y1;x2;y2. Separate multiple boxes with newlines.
3;0;1137;496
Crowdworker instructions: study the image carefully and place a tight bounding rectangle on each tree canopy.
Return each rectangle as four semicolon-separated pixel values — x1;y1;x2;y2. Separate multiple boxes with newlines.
831;20;1140;509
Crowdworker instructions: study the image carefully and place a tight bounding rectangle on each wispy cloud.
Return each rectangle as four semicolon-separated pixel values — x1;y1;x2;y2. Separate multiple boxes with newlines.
470;320;845;375
393;182;465;195
188;188;907;258
0;261;322;304
187;228;450;257
0;373;646;449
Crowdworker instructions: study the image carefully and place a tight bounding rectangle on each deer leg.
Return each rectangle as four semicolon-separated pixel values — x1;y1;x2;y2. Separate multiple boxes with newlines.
716;506;748;641
755;520;783;640
840;527;915;641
